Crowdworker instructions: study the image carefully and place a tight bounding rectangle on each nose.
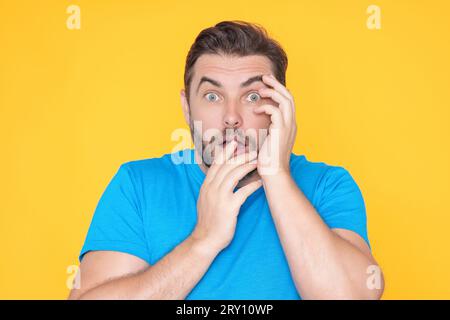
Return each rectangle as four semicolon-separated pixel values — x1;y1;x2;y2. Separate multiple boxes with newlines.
223;104;243;129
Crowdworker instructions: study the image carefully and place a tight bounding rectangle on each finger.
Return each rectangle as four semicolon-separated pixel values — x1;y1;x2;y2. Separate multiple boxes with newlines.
206;140;237;182
262;74;293;102
258;87;292;124
219;161;258;191
234;179;263;205
213;150;258;185
253;104;283;127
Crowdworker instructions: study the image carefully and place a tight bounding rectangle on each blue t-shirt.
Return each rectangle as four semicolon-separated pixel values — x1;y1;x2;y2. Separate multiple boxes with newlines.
79;148;370;299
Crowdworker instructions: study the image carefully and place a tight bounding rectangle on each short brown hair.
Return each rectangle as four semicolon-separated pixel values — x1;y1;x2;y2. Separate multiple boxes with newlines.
184;20;288;102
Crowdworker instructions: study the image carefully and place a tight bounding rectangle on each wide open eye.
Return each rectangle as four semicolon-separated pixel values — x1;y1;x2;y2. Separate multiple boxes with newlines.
204;92;220;102
246;92;261;103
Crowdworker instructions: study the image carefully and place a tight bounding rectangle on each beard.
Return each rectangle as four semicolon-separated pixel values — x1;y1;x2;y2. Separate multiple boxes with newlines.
189;120;260;186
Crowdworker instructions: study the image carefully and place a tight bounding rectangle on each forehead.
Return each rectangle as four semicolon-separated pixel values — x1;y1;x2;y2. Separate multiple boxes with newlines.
192;54;273;85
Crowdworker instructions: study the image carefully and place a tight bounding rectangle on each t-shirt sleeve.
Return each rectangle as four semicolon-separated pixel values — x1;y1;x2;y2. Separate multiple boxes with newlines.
316;166;371;250
79;163;151;264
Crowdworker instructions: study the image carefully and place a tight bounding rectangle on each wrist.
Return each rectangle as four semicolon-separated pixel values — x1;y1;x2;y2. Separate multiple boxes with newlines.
261;168;292;185
188;232;222;258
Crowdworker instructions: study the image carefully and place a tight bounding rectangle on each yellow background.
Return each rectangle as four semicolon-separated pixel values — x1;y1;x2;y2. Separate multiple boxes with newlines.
1;0;449;299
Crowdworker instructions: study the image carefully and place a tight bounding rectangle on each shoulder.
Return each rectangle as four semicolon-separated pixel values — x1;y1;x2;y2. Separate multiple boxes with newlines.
118;149;190;184
289;153;361;200
289;153;350;183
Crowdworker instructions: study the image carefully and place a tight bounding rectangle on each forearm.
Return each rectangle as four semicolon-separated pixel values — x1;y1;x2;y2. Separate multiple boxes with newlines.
77;235;219;300
263;172;381;299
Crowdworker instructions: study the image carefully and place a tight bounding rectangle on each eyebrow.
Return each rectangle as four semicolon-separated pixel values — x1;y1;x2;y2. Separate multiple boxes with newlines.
196;75;264;94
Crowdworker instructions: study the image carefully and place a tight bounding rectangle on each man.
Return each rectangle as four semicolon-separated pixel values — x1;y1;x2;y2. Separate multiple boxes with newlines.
69;20;384;300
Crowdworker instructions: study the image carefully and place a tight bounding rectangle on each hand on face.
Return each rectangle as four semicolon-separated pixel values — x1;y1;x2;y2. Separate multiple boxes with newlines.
254;74;297;178
194;72;297;179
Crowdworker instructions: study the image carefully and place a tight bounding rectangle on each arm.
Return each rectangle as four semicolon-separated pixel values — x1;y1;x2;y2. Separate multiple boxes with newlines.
263;172;384;300
255;73;384;299
68;235;219;300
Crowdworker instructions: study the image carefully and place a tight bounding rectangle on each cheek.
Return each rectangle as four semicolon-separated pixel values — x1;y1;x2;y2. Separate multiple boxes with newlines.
244;108;271;129
241;110;271;146
190;106;222;127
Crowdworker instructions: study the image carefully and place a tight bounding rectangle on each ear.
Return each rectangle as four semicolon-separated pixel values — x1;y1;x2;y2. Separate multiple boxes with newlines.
180;88;191;125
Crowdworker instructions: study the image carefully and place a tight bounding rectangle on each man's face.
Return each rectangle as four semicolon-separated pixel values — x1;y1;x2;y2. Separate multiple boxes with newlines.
181;54;277;167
